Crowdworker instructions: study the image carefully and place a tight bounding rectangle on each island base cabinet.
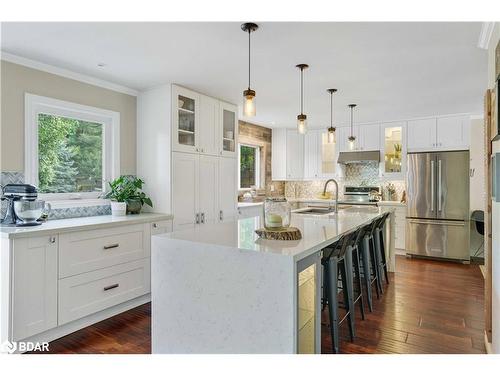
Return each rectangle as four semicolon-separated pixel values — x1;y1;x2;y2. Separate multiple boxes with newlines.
12;235;58;341
58;258;151;325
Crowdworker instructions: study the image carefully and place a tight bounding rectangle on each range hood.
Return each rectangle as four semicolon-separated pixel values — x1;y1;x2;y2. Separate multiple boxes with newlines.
337;151;380;164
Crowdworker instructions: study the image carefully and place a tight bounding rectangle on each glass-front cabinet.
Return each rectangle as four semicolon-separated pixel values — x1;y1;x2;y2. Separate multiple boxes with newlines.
319;131;337;177
380;121;406;179
220;101;238;157
173;85;200;153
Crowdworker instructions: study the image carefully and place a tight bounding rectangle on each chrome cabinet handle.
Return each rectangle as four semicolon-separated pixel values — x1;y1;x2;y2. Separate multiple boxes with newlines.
430;160;435;211
49;236;56;244
195;213;200;224
153;223;158;228
201;212;205;224
219;210;223;221
438;159;442;211
103;243;119;250
103;283;119;291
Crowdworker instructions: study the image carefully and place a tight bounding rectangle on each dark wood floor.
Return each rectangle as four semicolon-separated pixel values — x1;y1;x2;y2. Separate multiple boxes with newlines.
39;255;485;354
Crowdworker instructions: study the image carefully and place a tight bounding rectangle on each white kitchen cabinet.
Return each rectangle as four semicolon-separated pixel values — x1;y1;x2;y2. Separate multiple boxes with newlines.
286;130;305;180
272;128;287;180
151;220;173;235
199;95;220;156
318;130;338;178
172;152;199;230
407;118;436;151
220;102;238;158
380;122;406;179
198;155;219;224
11;235;58;341
304;130;320;179
336;126;354;152
358;124;380;151
436;115;470;150
172;151;237;229
172;85;200;153
219;157;238;222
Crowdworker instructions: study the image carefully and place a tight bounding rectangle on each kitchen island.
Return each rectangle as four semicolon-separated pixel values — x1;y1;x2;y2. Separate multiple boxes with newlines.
151;206;395;354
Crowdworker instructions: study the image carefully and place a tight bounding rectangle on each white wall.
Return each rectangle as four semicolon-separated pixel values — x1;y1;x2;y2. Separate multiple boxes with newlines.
488;22;500;354
137;85;172;215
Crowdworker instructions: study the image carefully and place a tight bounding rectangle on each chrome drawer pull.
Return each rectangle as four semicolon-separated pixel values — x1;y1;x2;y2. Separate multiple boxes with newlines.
103;283;119;291
103;243;119;250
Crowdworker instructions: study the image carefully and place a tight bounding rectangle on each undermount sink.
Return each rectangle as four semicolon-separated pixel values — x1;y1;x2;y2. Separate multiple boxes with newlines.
294;206;351;215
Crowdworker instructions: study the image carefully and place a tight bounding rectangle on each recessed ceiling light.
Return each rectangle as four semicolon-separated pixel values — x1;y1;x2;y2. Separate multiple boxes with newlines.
97;63;106;68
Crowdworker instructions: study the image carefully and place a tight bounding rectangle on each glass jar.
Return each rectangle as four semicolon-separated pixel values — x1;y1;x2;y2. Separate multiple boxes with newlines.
263;197;291;230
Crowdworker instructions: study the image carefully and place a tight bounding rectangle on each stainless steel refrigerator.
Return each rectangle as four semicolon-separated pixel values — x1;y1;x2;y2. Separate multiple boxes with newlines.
406;151;470;261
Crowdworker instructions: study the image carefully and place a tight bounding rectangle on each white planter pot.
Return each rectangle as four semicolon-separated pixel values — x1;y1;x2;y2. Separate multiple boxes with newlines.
110;201;127;216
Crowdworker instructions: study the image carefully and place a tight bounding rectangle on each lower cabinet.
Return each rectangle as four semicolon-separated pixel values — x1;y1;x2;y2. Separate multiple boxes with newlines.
11;235;58;341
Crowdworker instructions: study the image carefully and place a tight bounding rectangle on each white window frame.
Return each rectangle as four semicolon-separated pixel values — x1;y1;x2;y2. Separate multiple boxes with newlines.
25;93;120;206
238;143;261;190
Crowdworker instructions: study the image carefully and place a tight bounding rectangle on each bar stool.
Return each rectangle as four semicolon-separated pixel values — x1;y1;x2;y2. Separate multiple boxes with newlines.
374;212;391;286
321;230;357;354
345;227;366;321
358;219;383;311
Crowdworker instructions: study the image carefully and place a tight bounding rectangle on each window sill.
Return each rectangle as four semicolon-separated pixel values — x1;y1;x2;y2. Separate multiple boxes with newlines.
46;198;110;209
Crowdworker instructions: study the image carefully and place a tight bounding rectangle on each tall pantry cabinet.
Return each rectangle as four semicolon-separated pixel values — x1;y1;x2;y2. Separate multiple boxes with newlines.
137;84;238;230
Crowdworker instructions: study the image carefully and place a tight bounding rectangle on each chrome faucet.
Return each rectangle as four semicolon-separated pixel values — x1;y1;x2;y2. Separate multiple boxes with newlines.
323;179;339;213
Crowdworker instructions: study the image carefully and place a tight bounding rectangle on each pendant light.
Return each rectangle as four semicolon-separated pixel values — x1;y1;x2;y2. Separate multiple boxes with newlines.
327;89;337;143
348;103;357;150
296;64;309;134
241;22;258;117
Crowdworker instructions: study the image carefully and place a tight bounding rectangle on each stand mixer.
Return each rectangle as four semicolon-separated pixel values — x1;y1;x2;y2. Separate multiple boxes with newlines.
0;184;48;226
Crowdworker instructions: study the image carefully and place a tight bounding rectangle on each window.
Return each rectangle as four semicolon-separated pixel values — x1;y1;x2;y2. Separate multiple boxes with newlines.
238;144;260;189
25;94;120;202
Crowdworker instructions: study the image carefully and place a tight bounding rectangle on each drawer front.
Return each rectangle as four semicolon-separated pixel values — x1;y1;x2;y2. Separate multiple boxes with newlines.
151;220;173;235
58;258;151;325
59;224;150;278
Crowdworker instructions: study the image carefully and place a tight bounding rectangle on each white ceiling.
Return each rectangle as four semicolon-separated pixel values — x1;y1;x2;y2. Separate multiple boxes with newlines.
0;22;488;128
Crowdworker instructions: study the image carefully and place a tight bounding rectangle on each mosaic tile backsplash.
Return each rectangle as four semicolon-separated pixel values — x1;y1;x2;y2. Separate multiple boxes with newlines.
284;163;406;201
1;171;111;221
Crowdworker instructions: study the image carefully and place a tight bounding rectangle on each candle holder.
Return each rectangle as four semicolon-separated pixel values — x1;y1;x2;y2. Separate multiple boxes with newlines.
263;197;291;230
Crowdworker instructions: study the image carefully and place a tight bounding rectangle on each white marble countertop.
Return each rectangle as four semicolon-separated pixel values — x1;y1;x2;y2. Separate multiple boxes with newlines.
159;206;392;262
237;201;264;208
0;212;173;239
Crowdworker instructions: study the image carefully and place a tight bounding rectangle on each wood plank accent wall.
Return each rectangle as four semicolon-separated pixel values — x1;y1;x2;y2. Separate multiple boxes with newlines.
238;121;285;196
484;89;493;344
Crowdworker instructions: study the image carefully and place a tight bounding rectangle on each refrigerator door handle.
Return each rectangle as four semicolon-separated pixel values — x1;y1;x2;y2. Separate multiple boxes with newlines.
430;160;435;211
407;218;465;227
438;159;442;211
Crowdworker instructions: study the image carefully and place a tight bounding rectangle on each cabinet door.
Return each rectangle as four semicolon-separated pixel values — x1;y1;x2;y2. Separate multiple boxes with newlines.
380;122;406;179
304;130;320;179
407;118;436;151
219;157;238;222
318;130;337;178
436;115;470;150
336;126;355;152
12;235;57;341
198;155;219;224
199;95;219;156
172;85;200;153
272;128;287;180
220;102;238;158
359;124;380;151
286;130;304;180
172;152;198;230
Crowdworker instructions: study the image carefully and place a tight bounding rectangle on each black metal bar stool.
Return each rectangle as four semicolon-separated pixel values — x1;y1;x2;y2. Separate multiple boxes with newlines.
321;230;357;354
374;212;391;286
345;227;366;321
359;218;383;311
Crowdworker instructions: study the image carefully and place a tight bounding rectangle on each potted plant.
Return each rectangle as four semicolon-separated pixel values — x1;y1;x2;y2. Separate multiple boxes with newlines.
103;176;153;216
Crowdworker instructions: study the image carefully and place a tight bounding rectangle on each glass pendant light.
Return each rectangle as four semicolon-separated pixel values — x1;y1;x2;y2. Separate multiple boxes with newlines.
241;23;258;117
296;64;309;134
348;103;357;150
327;88;337;144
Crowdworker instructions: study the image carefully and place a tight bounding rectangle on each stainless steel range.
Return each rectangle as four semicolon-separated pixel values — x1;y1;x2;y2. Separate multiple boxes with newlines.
338;186;380;206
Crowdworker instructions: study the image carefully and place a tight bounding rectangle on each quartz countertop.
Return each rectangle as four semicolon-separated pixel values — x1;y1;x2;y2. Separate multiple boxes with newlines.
159;206;393;262
0;212;173;239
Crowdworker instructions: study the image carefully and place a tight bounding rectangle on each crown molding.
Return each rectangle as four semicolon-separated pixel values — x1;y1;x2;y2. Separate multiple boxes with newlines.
478;22;495;50
0;51;138;96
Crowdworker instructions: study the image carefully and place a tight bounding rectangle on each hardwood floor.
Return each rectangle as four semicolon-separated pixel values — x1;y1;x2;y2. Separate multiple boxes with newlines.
37;255;485;354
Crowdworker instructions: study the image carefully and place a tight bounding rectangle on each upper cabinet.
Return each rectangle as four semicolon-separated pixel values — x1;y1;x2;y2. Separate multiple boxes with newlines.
380;122;406;179
335;124;379;152
304;130;320;179
172;85;237;158
286;130;305;180
220;102;238;157
407;115;470;152
272;128;287;180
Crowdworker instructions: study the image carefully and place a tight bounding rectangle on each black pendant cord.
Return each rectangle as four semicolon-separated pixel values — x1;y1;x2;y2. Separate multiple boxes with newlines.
248;30;251;90
300;68;304;115
350;106;354;137
330;91;333;127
